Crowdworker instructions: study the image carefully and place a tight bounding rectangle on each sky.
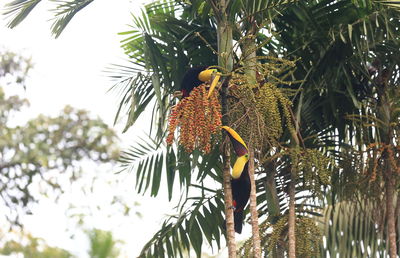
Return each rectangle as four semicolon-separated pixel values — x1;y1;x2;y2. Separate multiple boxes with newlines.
0;0;180;257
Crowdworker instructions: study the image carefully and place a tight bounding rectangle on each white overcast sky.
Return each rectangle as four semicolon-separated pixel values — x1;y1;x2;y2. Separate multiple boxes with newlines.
0;0;181;257
1;0;133;123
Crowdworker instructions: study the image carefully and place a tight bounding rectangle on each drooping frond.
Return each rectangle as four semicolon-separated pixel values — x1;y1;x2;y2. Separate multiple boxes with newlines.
3;0;95;38
3;0;42;28
139;193;226;258
50;0;95;38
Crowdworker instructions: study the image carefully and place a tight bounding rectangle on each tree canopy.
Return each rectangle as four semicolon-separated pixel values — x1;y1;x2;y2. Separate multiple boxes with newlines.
0;50;119;226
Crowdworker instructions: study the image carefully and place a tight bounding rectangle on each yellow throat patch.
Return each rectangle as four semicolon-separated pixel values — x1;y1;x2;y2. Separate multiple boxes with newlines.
232;155;249;179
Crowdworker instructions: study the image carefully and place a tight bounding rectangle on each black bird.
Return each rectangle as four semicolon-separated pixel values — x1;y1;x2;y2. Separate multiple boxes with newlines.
180;66;220;98
222;126;251;234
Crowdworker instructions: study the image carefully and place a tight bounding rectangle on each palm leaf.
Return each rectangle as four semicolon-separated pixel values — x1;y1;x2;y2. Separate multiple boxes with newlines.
3;0;96;38
139;193;225;258
319;200;391;257
50;0;95;38
3;0;42;28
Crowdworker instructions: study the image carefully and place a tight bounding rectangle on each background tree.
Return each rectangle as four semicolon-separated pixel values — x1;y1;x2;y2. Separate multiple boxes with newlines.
0;232;73;258
0;50;119;226
0;228;121;258
87;229;121;258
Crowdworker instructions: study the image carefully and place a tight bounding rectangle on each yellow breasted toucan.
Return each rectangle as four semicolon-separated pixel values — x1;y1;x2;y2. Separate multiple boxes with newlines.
180;66;220;98
222;126;251;234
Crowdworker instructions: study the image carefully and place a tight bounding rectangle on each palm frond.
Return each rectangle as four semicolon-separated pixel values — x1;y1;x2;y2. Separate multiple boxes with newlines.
3;0;42;28
375;0;400;8
139;193;225;258
319;200;391;257
119;134;167;197
50;0;95;38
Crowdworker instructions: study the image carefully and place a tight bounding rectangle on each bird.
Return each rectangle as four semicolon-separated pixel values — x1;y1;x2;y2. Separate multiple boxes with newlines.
222;126;251;234
179;66;220;98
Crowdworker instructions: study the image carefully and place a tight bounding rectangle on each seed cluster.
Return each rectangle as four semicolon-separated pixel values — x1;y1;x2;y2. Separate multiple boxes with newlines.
258;216;321;257
166;84;222;154
256;82;294;142
267;216;288;254
287;147;332;196
295;217;321;257
228;61;296;150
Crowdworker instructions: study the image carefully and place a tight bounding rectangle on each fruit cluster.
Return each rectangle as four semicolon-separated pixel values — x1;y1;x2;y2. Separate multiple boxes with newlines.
166;84;222;154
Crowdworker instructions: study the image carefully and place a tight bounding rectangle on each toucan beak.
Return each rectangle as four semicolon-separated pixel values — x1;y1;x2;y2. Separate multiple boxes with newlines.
198;69;221;99
207;73;220;99
221;126;248;156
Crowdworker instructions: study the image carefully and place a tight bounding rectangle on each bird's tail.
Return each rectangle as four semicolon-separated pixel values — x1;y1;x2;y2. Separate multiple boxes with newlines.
223;210;244;234
234;210;243;234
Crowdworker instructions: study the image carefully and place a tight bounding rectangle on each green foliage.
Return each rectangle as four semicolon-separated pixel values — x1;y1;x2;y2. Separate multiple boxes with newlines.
319;200;389;257
0;92;119;223
3;0;95;38
87;229;120;258
50;0;95;38
0;228;122;258
138;193;225;258
268;0;400;256
239;215;321;257
0;233;73;258
3;0;42;29
119;1;331;256
0;50;119;225
114;0;218;136
0;48;32;88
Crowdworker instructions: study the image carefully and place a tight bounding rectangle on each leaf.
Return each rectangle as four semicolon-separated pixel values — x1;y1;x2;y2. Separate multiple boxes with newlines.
4;0;42;28
166;147;176;201
138;195;223;258
50;0;95;38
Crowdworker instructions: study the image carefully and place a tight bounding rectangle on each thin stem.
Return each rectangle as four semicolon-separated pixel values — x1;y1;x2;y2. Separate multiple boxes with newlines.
242;33;261;257
248;148;261;257
221;76;236;258
288;175;296;258
217;0;236;256
386;170;397;258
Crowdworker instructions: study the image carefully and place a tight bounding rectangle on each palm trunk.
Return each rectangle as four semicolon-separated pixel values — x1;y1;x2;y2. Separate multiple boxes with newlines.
386;171;397;258
222;142;237;258
248;149;262;257
216;1;236;256
221;77;236;257
395;193;400;244
242;35;261;257
217;21;233;72
288;176;296;258
264;162;280;219
264;162;282;258
287;110;300;258
377;84;397;258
